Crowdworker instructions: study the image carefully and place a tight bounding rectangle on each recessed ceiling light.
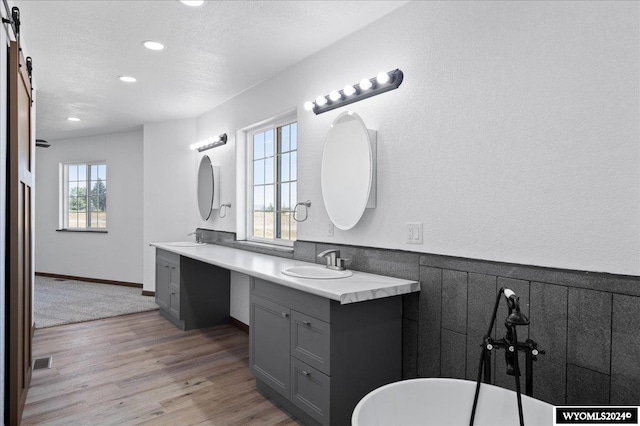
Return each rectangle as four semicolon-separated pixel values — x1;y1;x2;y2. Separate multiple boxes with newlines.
142;40;165;51
118;76;137;83
67;117;81;122
180;0;205;6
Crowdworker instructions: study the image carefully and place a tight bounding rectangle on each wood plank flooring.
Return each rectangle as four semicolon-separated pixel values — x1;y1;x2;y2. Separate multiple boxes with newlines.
22;311;300;425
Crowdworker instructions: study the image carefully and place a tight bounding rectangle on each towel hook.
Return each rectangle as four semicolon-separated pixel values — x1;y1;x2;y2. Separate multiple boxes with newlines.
219;203;232;218
293;200;311;222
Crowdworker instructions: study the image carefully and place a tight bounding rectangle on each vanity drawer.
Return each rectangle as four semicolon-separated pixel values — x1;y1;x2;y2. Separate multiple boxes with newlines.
252;278;330;322
290;357;330;425
291;310;330;375
157;248;180;265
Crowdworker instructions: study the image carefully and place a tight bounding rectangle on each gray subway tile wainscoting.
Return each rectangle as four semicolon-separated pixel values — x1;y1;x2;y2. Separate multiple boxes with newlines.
197;229;640;406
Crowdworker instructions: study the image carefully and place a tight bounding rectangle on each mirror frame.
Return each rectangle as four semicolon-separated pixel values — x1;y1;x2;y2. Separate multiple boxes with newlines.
320;111;376;230
197;155;215;220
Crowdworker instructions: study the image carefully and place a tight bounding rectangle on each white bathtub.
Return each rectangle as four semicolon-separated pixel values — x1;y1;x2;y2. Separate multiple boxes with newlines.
352;378;553;426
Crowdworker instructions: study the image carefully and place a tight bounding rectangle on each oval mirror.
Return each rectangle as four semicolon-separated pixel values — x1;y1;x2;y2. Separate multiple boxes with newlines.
197;155;215;220
321;111;373;230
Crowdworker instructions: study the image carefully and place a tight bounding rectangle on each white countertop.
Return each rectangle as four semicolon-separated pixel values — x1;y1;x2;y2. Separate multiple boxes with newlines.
151;242;420;304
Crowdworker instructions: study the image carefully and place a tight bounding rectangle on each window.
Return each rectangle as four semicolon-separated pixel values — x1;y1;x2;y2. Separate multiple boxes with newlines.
61;162;107;230
249;120;297;245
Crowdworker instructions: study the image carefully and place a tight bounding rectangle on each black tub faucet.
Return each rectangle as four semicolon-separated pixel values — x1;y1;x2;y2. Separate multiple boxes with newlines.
469;288;545;426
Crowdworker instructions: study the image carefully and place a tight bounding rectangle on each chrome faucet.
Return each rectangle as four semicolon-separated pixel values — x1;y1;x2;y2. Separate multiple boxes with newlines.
317;249;347;271
187;231;202;243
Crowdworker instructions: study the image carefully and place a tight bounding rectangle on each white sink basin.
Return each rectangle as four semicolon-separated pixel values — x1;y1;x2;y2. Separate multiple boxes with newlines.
282;265;353;279
166;241;207;247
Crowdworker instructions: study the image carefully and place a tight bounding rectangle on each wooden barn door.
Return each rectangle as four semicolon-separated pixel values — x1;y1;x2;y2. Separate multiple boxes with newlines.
7;39;34;426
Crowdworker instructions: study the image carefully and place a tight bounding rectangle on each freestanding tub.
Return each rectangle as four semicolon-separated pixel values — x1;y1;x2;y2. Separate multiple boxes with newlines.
352;378;553;426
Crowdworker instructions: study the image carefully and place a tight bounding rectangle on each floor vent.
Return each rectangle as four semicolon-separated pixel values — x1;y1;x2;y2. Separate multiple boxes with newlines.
53;278;66;282
33;356;53;370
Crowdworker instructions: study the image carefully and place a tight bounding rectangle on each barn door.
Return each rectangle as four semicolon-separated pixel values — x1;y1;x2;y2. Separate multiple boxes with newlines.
7;39;34;426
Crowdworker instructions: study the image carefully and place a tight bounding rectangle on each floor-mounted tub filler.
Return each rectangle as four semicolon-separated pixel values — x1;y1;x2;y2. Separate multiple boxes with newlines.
353;288;552;425
351;378;553;425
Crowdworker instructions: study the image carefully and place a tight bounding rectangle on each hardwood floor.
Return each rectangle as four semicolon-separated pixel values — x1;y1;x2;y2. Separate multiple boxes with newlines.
22;311;300;425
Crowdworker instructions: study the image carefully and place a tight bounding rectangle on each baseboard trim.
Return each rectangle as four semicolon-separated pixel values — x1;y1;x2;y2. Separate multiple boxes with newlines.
141;290;155;297
229;317;249;334
35;272;142;288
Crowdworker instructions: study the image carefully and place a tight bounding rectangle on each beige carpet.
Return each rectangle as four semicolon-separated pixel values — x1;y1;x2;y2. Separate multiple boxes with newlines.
34;275;158;328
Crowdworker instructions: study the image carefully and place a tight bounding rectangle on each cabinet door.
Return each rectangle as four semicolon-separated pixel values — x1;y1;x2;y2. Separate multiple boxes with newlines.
167;262;181;318
155;260;170;311
168;292;180;319
250;295;291;399
168;263;180;293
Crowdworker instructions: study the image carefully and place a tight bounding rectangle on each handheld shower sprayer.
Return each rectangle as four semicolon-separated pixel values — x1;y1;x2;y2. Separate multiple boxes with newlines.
503;289;518;309
503;288;530;326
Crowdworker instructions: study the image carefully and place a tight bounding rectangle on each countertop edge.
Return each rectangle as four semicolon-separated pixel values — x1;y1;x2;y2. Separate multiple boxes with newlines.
151;242;420;304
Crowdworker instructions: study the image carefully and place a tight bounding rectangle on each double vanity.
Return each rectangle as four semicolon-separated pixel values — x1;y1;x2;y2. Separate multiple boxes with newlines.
151;242;419;425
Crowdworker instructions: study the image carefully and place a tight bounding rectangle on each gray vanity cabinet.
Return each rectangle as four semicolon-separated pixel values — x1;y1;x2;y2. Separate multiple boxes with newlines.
155;249;230;331
250;278;402;426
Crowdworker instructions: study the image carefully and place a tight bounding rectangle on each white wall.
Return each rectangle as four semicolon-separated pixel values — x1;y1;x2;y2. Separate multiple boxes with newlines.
142;118;198;292
35;131;144;283
142;2;639;324
230;272;251;324
195;1;639;276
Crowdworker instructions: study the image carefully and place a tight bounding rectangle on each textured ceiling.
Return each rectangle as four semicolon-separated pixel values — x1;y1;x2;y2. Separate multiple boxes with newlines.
9;0;407;141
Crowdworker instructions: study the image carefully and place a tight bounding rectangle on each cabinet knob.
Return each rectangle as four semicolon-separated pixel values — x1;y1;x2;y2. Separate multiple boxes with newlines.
164;265;169;269
302;370;310;376
302;320;311;326
281;312;289;318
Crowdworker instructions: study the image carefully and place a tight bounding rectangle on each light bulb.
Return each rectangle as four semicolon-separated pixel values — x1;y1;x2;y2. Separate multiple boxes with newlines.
118;76;137;83
359;78;373;90
142;40;165;51
315;96;327;106
376;71;390;84
66;117;81;122
180;0;205;6
329;90;341;101
190;144;196;150
343;85;356;96
303;101;314;111
213;135;221;142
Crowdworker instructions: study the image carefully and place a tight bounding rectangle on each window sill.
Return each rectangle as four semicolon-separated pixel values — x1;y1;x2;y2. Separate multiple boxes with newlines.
56;229;108;233
235;240;293;253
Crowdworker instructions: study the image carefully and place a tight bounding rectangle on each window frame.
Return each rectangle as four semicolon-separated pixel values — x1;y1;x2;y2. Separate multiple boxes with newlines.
60;160;108;232
246;116;297;247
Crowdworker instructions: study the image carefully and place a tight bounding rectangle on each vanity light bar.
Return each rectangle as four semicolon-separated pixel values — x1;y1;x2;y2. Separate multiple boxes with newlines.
190;133;228;152
304;69;404;115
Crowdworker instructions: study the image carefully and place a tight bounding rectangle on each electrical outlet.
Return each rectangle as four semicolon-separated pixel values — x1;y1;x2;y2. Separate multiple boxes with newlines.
327;221;334;237
406;222;423;244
